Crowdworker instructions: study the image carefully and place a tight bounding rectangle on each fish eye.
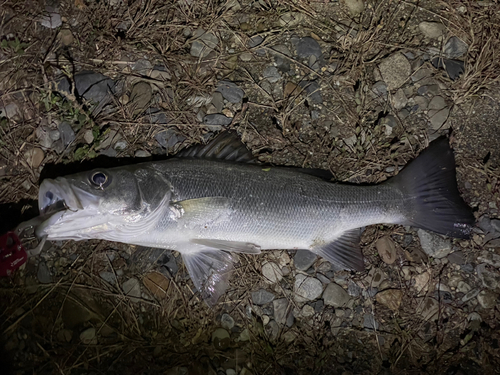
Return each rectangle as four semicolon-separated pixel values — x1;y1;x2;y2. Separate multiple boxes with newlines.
89;171;110;188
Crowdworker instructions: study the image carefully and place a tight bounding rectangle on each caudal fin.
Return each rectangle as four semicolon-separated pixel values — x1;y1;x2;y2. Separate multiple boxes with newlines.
389;137;474;239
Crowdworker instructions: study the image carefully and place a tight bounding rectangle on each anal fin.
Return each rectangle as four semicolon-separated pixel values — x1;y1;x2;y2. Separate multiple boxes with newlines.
312;228;365;272
182;250;235;306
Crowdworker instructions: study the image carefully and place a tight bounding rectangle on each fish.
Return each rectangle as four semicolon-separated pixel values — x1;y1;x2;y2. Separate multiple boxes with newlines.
35;132;474;304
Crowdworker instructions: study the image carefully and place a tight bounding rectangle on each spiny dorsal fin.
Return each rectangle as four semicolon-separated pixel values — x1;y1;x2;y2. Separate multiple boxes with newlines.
176;130;256;163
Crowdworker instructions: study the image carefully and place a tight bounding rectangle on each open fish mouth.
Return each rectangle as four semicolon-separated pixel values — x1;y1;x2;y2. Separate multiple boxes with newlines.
36;178;103;239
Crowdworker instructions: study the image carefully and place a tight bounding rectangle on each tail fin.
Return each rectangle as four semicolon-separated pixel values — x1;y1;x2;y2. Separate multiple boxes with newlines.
389;137;474;239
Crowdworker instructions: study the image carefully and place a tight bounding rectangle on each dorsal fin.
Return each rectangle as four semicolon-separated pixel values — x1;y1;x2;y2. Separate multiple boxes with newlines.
176;130;256;163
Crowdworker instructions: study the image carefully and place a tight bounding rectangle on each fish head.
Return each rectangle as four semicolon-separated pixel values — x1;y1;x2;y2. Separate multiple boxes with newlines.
36;165;170;240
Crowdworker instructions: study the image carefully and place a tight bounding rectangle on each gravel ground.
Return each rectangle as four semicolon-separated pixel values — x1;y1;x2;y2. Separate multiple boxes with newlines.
0;1;500;374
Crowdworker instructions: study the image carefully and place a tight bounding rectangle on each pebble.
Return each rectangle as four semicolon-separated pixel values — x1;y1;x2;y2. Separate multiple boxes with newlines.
476;263;500;290
262;66;281;83
477;290;498;309
216;81;245;103
363;313;379;330
80;327;97;345
251;289;275;305
444;36;468;59
347;281;361;297
130;82;153;114
323;282;349;307
392;89;408;110
239;52;253;62
143;272;169;299
221;313;235;330
366;268;385;288
378;53;411;90
344;0;365;16
278;12;305;27
135;150;151;158
122;278;141;302
114;140;128;151
0;102;21;120
413;95;429;110
428;96;446;110
99;271;116;285
57;71;116;110
37;262;52;284
203;114;232;126
84;129;94;144
298;80;322;104
155;129;184;151
190;29;219;58
59;28;74;46
477;251;500;268
293;250;317;271
418;21;446;39
262;262;283;284
58;122;75;146
273;298;290;325
212;328;230;350
372;81;388;98
24;148;44;169
414;271;430;294
417;229;452;259
376;289;403;311
294;275;323;302
411;68;433;83
457;281;471;294
39;4;62;29
376;236;397;264
247;35;264;48
301;305;315;318
428;107;450;130
295;37;322;59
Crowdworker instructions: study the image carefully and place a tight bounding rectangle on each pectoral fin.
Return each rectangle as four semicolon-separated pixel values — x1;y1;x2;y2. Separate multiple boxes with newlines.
190;239;261;254
181;250;235;306
312;228;365;271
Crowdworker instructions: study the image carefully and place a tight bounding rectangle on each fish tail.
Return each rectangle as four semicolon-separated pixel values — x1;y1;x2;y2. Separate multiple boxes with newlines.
389;137;474;238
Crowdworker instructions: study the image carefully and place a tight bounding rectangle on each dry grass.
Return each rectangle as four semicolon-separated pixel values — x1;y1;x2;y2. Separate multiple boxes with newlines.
0;0;500;374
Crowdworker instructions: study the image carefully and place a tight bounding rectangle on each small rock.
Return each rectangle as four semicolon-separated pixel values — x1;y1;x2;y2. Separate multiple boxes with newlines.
413;96;429;110
279;12;305;27
221;313;235;330
39;4;62;29
247;35;264;48
477;251;500;268
444;36;468;59
476;263;500;290
419;21;446;39
378;53;411;90
457;281;471;294
294;274;323;302
130;82;152;114
363;313;379;330
366;268;385;288
301;305;315;318
477;290;498;309
376;289;403;311
376;236;397;264
251;289;275;305
262;262;283;284
155;129;185;151
24;148;44;169
59;122;75;146
190;29;219;58
273;298;290;325
391;89;408;110
414;271;430;294
114;140;127;151
216;81;245;103
293;250;317;271
59;28;74;46
84;130;94;144
203;114;232;127
239;53;253;62
411;68;433;82
238;328;250;342
263;66;281;83
428;96;446;110
295;37;322;59
344;0;365;16
37;262;51;284
323;283;350;307
99;271;116;285
135;150;151;158
417;297;440;321
80;327;97;345
122;278;141;302
299;80;322;104
428;107;450;130
347;281;362;297
417;229;452;259
372;81;388;98
143;272;169;299
0;102;21;120
212;328;230;350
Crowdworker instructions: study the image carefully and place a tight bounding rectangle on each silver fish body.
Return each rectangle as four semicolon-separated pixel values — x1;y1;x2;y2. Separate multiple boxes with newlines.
36;136;474;303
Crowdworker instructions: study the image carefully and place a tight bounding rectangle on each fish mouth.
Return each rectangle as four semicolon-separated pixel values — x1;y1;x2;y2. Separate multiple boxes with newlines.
36;178;102;239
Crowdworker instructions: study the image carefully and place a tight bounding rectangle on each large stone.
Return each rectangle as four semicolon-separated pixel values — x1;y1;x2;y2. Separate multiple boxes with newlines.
294;275;323;302
293;250;317;271
378;53;411;90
